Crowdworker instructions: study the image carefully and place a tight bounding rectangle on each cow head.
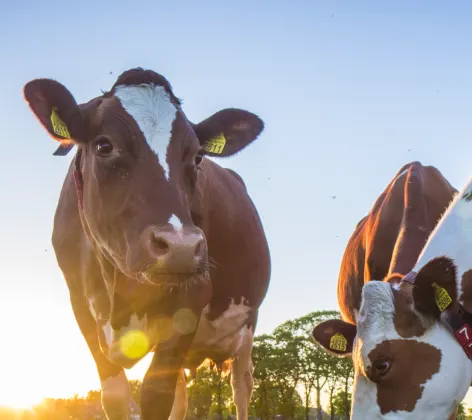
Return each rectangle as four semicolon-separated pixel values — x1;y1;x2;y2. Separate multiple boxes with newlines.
312;257;472;419
23;68;264;288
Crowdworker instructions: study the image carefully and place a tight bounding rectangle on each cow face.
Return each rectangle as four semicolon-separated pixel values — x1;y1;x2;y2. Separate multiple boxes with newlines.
23;68;264;287
312;258;472;419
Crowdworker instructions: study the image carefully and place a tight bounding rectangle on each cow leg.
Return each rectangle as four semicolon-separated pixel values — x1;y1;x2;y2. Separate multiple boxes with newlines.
140;332;195;420
100;370;131;420
70;296;131;420
169;368;188;420
231;329;254;420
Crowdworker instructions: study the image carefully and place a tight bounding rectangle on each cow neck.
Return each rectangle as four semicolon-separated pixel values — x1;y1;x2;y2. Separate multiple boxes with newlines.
401;272;472;362
73;149;84;210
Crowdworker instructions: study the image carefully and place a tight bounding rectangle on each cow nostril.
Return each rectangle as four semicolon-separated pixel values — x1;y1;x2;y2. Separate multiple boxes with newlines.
194;240;205;260
150;236;170;258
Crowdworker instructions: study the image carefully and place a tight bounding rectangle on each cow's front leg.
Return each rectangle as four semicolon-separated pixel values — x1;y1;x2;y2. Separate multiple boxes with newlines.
169;368;188;420
231;328;255;420
69;295;131;420
140;333;194;420
101;370;132;420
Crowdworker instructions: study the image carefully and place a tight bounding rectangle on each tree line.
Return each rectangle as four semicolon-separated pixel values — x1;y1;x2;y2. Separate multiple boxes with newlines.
2;310;471;419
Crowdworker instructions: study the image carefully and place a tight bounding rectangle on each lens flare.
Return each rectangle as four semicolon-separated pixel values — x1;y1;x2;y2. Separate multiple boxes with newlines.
173;308;198;335
119;330;150;359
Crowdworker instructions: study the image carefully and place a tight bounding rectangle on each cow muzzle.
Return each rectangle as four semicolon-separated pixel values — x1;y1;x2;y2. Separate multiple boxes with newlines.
139;225;208;280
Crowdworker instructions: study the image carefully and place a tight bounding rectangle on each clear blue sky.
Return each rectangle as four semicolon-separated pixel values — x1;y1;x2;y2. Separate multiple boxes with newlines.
2;0;472;406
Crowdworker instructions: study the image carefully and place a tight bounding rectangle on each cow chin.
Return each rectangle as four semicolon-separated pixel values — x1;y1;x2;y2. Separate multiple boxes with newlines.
135;266;210;290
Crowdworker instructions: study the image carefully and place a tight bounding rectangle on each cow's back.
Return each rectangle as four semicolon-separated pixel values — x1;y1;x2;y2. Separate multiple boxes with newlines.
338;162;456;324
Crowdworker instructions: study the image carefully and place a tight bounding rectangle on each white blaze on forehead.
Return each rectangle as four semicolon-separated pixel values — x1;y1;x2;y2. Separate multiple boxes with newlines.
114;84;178;179
357;281;395;339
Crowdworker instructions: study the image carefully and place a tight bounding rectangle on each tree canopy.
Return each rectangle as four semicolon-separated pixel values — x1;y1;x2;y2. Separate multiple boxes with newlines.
7;310;469;419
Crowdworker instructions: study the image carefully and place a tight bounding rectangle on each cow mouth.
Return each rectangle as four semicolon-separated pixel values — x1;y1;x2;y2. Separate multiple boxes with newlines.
135;267;210;290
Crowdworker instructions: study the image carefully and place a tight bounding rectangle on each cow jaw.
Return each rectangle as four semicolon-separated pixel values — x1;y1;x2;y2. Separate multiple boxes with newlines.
351;281;472;419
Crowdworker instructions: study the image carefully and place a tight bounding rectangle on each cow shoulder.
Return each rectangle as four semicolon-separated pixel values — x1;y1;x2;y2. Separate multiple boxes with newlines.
226;168;247;191
337;163;427;322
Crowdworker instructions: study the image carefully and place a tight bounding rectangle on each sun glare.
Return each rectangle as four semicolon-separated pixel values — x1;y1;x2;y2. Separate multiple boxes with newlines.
0;393;44;410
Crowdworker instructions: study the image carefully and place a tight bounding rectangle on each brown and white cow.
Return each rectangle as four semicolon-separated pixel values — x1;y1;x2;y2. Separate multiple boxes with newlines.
312;162;472;419
23;68;271;420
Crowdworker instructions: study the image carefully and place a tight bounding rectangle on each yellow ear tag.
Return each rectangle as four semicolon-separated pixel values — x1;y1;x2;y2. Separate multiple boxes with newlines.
432;282;452;312
50;108;71;138
204;133;226;154
329;333;347;352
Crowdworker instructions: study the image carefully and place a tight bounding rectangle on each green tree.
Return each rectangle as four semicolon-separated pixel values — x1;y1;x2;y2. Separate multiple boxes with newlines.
187;361;232;419
251;334;278;419
267;333;302;419
336;356;354;419
325;359;340;420
332;390;352;418
274;310;340;420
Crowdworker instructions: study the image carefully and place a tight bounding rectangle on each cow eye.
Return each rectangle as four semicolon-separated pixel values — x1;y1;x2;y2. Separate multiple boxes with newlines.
93;137;114;156
194;155;203;166
373;360;391;376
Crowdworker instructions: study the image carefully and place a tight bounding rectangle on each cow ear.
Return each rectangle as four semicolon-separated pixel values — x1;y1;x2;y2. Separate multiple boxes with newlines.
193;108;264;157
23;78;86;152
312;319;356;357
412;256;458;319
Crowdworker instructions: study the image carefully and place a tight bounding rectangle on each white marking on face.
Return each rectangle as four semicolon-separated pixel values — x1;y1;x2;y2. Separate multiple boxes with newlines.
352;309;471;419
114;84;178;180
190;298;252;359
169;214;183;230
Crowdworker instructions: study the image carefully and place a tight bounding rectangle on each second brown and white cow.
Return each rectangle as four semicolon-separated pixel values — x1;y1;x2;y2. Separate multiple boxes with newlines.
23;68;271;420
312;162;472;419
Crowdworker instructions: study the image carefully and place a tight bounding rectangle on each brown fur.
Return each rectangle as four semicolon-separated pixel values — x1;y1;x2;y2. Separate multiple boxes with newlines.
367;340;442;414
337;162;456;324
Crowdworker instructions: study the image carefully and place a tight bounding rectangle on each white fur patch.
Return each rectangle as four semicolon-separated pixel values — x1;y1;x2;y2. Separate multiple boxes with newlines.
114;84;177;180
352;317;471;419
102;313;153;365
189;298;252;359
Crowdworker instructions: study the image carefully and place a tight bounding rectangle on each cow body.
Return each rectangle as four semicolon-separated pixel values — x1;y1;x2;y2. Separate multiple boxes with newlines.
24;68;271;420
337;161;456;324
311;162;472;419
